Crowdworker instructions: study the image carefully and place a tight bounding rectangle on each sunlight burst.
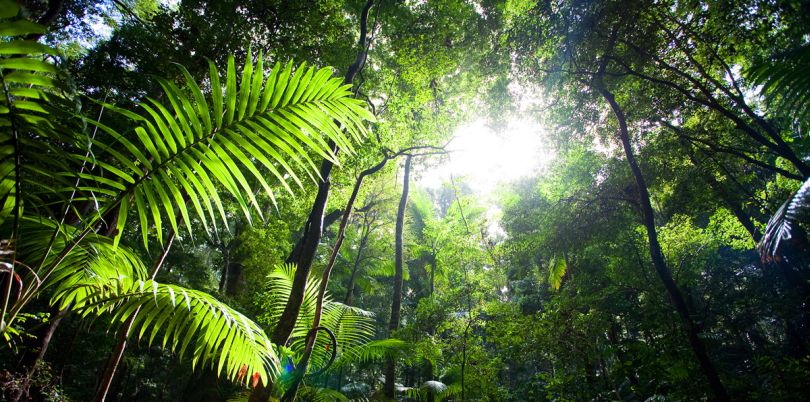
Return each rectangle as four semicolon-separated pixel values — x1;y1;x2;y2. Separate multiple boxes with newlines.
417;118;555;193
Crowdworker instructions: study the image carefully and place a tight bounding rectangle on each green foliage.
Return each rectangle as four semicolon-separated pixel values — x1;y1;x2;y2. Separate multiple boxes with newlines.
88;51;373;247
2;1;809;401
760;176;810;260
547;256;566;290
0;2;376;395
747;44;810;123
0;360;72;401
0;4;72;228
58;276;279;387
255;264;403;377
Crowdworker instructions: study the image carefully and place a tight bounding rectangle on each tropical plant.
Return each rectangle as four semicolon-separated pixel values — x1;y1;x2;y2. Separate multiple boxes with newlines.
403;379;461;402
759;176;810;261
750;43;810;262
747;43;810;124
254;264;405;395
0;1;373;389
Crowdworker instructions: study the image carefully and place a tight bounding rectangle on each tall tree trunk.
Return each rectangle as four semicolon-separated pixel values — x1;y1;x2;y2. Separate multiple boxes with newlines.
286;209;344;263
596;84;730;401
345;208;379;305
218;248;230;293
281;151;391;402
384;156;412;398
248;6;375;401
267;0;374;348
224;261;244;297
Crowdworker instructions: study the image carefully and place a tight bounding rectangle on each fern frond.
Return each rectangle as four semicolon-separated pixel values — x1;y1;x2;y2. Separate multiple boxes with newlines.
747;44;810;122
82;52;374;248
405;380;452;400
332;339;408;369
298;385;350;402
257;265;402;374
759;177;810;260
0;8;76;227
65;278;279;387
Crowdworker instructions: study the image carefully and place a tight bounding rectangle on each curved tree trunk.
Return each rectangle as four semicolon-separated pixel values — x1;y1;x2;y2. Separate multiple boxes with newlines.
596;83;730;402
248;5;375;401
384;155;412;398
281;150;391;401
286;209;344;264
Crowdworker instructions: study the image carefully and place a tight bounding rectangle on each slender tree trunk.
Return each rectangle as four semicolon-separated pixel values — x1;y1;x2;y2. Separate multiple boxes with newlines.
344;233;369;305
429;252;436;296
94;233;175;402
249;0;375;394
384;156;412;398
27;306;69;370
268;0;374;352
286;209;344;263
344;209;378;305
219;248;229;292
9;305;70;402
280;151;390;402
460;317;472;402
597;84;730;401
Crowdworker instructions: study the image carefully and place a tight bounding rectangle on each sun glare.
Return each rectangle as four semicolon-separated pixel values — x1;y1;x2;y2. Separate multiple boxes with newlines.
417;118;554;194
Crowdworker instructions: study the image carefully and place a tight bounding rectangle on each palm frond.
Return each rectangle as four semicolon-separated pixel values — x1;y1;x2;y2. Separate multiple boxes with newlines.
260;263;321;332
297;301;377;372
3;217;146;305
747;44;810;122
63;277;279;387
0;8;77;227
759;176;810;260
332;339;408;369
80;52;374;247
257;265;402;374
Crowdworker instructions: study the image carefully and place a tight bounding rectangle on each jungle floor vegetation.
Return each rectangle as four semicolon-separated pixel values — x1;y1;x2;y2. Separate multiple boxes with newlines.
1;0;809;401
